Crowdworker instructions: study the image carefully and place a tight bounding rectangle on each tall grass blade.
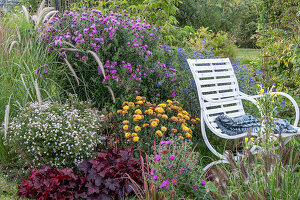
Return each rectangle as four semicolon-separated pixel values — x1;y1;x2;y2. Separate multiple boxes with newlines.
20;74;33;101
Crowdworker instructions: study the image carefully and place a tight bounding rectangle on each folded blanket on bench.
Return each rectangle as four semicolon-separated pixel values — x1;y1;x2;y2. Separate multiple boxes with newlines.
215;113;298;136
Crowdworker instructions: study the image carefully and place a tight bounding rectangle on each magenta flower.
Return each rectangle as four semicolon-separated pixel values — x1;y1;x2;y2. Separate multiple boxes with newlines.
150;167;156;176
179;167;184;174
152;175;158;181
167;164;174;169
200;180;206;186
43;69;48;74
169;155;175;160
193;185;197;190
154;155;161;162
171;178;178;183
82;56;87;61
159;180;170;188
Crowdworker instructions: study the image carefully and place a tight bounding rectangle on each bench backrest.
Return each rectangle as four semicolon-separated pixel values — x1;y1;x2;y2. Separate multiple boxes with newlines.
187;58;245;131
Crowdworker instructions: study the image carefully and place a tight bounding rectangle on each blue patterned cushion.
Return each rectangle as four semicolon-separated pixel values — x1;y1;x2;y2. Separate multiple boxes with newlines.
215;114;298;136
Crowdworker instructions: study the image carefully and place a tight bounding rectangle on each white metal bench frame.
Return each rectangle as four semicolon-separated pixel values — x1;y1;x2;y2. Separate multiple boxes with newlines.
187;58;300;170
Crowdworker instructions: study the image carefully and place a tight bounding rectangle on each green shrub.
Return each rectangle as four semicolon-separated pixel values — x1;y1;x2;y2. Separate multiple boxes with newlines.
39;9;177;109
5;98;106;169
183;27;237;58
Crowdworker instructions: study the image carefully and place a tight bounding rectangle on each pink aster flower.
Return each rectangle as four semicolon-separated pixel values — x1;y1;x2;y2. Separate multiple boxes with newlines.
169;155;175;160
154;155;161;162
171;178;178;183
200;180;206;186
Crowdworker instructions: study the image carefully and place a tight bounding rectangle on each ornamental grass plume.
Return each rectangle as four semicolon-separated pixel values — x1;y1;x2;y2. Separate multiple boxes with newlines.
209;139;300;200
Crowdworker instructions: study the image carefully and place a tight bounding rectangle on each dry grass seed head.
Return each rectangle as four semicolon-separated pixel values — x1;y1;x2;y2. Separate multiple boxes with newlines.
224;150;238;173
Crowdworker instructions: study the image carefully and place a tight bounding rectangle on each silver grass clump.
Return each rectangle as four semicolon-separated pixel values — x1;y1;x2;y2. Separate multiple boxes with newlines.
22;0;58;29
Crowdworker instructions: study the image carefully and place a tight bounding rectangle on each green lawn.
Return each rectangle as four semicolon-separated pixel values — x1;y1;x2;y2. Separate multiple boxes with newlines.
235;48;260;61
0;173;21;199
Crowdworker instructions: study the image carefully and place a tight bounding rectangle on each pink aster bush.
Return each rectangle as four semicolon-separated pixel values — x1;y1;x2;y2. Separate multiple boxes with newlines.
38;9;176;107
149;137;211;199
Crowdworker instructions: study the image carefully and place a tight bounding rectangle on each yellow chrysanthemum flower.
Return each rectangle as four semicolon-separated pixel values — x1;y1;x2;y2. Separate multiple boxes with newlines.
166;100;172;104
128;102;135;107
161;126;167;132
136;101;144;105
172;129;177;133
185;132;192;138
184;115;190;120
117;110;123;114
170;116;178;122
136;96;143;101
123;106;130;110
162;114;168;120
122;101;128;106
155;130;163;137
158;103;167;108
122;110;128;115
155;107;165;113
143;123;149;128
123;120;129;125
135;109;142;114
151;121;158;128
123;125;129;131
134;126;141;132
132;133;137;137
181;125;190;132
178;113;184;118
133;136;139;142
125;132;131;138
250;138;254;141
145;109;154;115
245;137;249;142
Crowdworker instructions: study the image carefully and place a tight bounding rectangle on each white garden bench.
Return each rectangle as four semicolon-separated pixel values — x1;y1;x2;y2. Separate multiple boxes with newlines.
187;58;300;170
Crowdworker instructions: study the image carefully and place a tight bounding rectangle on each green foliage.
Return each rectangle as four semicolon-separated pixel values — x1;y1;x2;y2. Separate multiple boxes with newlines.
20;0;39;12
149;137;211;199
211;142;300;199
0;173;23;200
183;27;237;58
176;0;259;48
5;98;106;169
0;11;60;125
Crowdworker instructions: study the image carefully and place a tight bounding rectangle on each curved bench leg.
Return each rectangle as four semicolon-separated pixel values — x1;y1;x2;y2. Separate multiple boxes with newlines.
203;159;229;171
201;113;225;160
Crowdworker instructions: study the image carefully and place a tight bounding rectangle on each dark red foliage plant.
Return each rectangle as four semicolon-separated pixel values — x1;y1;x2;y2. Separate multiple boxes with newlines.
76;147;143;200
17;165;83;200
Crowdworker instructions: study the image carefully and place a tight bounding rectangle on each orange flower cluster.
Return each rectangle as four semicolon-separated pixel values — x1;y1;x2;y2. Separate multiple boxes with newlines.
111;96;200;144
